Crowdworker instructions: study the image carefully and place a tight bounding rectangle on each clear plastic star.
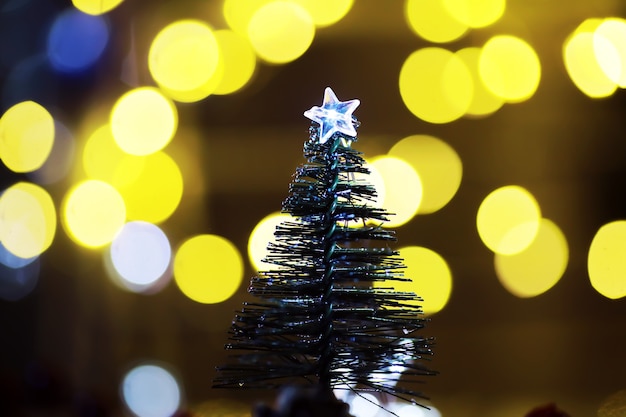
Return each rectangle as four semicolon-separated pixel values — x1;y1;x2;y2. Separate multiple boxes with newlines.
304;87;360;145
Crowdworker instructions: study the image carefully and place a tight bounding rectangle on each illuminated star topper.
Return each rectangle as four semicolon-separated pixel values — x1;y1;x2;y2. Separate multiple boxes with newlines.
304;87;360;145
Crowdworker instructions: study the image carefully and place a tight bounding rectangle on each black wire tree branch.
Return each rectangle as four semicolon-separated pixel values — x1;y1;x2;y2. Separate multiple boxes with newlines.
214;87;436;415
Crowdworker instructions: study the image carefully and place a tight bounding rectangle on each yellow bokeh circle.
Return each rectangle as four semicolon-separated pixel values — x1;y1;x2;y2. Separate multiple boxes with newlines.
399;47;473;124
72;0;124;15
388;135;462;214
479;35;541;103
405;0;468;43
0;182;56;259
455;47;504;117
248;212;291;271
442;0;506;29
148;20;221;102
292;0;353;27
0;101;54;173
588;220;626;299
247;1;315;64
62;180;126;248
110;87;178;156
174;234;244;304
476;185;541;255
213;29;257;95
495;218;568;298
595;18;626;88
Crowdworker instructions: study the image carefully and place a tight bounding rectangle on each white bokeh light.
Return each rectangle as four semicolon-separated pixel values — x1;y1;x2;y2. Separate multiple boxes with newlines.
121;363;181;417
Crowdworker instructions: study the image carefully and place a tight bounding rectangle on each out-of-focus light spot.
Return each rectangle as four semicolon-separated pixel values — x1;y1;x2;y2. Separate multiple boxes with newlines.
223;0;273;36
109;221;171;293
121;363;181;417
388;135;462;214
564;22;617;98
595;18;626;87
347;393;379;417
384;246;452;315
0;242;36;269
455;47;504;117
0;257;40;301
399;47;473;124
388;402;426;417
476;185;541;255
83;124;145;187
0;182;56;259
110;87;178;156
442;0;505;28
495;218;568;298
0;100;54;173
62;180;126;248
72;0;124;15
213;30;257;95
291;0;353;27
405;0;468;43
479;35;541;103
28;121;74;185
174;234;243;304
248;2;315;64
248;212;291;271
46;9;109;73
116;151;183;224
148;20;221;102
370;156;422;227
588;220;626;299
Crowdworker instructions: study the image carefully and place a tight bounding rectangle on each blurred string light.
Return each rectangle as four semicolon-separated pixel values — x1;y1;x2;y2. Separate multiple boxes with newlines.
405;0;468;43
376;246;452;315
0;255;40;302
495;218;568;298
0;100;54;173
455;47;504;117
212;29;257;95
148;20;221;102
369;155;422;227
106;221;172;294
110;87;178;156
0;182;56;259
62;179;126;248
476;185;541;255
399;47;473;124
173;234;243;304
588;220;626;299
247;2;315;64
72;0;124;15
442;0;505;29
28;121;75;185
46;8;109;73
563;18;626;98
479;35;541;103
248;211;291;271
121;363;182;417
388;135;462;214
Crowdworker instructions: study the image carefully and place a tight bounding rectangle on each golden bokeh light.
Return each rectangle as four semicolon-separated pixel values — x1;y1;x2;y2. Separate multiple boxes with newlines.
292;0;353;27
110;87;178;156
174;234;244;304
82;124;145;187
223;0;273;36
369;156;422;228
495;218;568;298
0;182;56;259
62;180;126;248
148;20;221;102
476;185;541;255
594;18;626;88
72;0;124;15
399;47;473;124
479;35;541;103
588;220;626;299
376;246;452;315
455;47;504;117
213;29;257;95
247;1;315;64
248;212;291;271
0;101;54;173
405;0;468;43
116;152;184;224
388;135;462;214
442;0;505;28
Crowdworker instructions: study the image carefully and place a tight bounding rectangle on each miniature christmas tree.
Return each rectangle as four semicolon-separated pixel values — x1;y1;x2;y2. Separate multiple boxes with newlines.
214;88;435;412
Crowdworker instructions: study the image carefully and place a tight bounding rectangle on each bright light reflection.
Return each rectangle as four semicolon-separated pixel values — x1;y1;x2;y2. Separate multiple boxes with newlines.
594;18;626;87
588;220;626;299
248;212;291;271
121;363;181;417
110;221;171;291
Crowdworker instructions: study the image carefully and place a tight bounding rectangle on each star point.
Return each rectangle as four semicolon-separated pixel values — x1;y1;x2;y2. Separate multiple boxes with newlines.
304;87;360;144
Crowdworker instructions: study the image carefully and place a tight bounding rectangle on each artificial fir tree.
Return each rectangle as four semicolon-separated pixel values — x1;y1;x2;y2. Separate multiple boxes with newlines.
214;88;435;414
